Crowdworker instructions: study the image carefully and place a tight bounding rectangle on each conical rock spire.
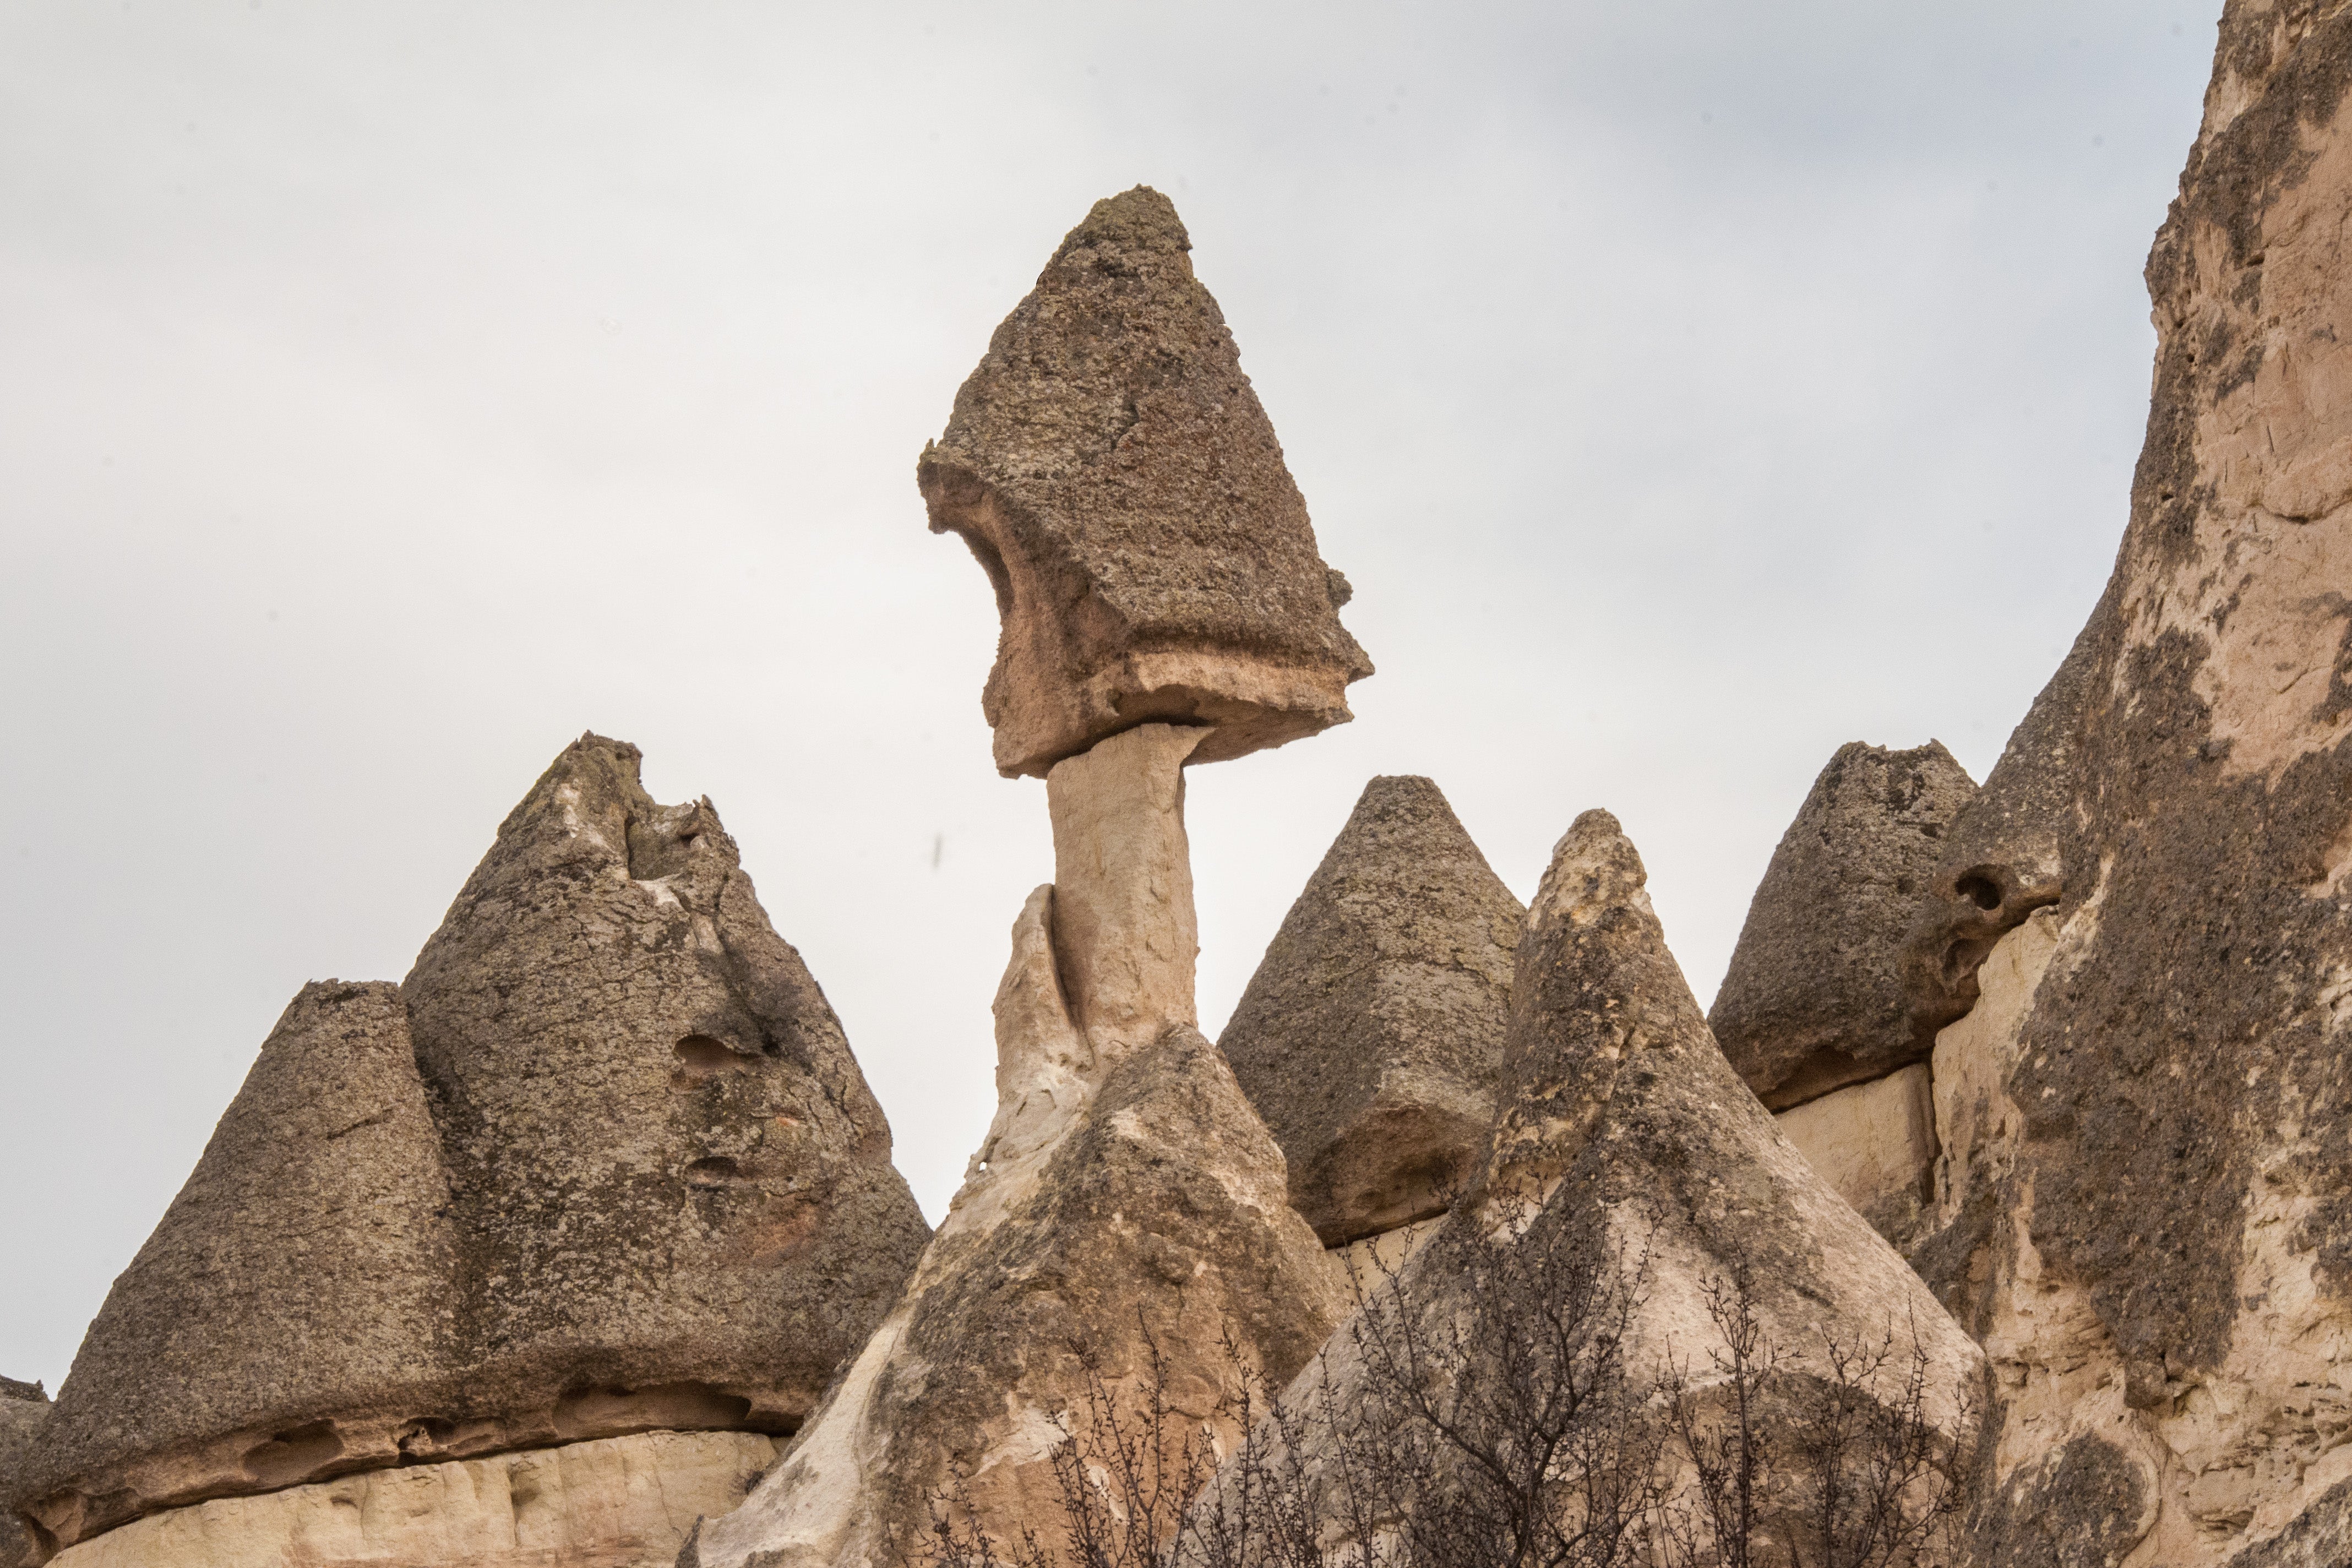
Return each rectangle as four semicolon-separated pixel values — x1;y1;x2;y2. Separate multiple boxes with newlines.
1221;775;1522;1245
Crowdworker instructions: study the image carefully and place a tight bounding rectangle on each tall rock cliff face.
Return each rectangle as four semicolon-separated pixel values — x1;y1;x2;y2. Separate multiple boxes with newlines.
916;187;1371;778
686;727;1347;1568
11;735;926;1567
1899;6;2352;1559
1221;775;1523;1247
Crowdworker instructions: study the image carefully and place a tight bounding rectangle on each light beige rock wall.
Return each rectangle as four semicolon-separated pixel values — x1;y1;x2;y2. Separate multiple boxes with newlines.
46;1429;775;1568
1773;1061;1936;1245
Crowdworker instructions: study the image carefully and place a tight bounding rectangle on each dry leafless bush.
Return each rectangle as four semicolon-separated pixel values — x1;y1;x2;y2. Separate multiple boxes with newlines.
910;1216;1977;1568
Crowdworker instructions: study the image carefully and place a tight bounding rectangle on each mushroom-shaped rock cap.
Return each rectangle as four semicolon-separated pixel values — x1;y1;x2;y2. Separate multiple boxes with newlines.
1222;776;1523;1245
919;186;1373;778
1709;740;1977;1109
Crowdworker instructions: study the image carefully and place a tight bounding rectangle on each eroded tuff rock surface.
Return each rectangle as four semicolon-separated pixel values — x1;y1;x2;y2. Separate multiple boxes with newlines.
3;1382;47;1568
15;734;926;1558
1711;739;1977;1110
688;727;1346;1568
1220;775;1522;1246
917;186;1372;777
44;1431;773;1568
402;733;927;1446
1184;812;1982;1555
1896;7;2352;1558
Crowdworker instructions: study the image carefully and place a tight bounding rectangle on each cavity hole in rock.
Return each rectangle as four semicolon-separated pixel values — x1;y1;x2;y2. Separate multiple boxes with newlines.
674;1034;749;1078
1956;872;2003;911
242;1420;345;1487
688;1155;744;1186
553;1381;756;1439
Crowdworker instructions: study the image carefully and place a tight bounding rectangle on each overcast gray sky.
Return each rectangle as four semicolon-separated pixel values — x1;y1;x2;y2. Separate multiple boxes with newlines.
0;2;2215;1391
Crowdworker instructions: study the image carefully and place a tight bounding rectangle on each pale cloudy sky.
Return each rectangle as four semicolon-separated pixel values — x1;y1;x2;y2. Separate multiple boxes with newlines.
0;1;2214;1390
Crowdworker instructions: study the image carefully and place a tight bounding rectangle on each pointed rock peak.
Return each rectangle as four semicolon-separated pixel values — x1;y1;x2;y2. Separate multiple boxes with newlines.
1223;775;1523;1245
919;188;1371;778
1046;184;1191;271
404;734;927;1444
19;981;459;1547
1712;739;1978;1109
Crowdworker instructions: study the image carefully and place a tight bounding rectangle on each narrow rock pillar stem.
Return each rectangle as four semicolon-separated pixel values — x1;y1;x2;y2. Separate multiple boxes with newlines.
1045;722;1211;1064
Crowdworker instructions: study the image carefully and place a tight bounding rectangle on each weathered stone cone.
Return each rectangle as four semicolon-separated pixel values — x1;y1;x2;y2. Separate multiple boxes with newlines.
1890;6;2352;1559
917;186;1373;778
1706;742;1974;1255
1183;811;1981;1556
686;725;1347;1568
1712;739;1976;1109
402;734;925;1435
13;734;927;1562
2;1382;47;1568
18;982;460;1550
1221;775;1523;1246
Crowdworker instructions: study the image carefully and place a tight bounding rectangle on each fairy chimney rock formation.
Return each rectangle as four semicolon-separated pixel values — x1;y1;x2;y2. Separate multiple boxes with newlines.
1711;739;1978;1110
685;885;1346;1568
917;186;1373;778
1221;775;1523;1246
400;733;927;1434
1896;7;2352;1559
1182;811;1983;1558
2;1382;47;1568
13;734;927;1566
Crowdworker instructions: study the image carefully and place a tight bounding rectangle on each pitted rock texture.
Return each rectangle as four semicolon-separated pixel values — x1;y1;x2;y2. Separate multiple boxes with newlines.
43;1430;775;1568
917;186;1373;777
3;1381;48;1568
1220;775;1522;1245
1711;739;1976;1109
19;982;462;1550
684;895;1346;1568
1184;812;1981;1558
18;734;927;1553
401;733;928;1447
1901;7;2352;1558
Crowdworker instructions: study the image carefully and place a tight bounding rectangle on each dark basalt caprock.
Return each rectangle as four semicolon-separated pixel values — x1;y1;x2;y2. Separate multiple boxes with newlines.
18;982;460;1549
918;186;1372;778
1709;739;1976;1108
1221;775;1522;1245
